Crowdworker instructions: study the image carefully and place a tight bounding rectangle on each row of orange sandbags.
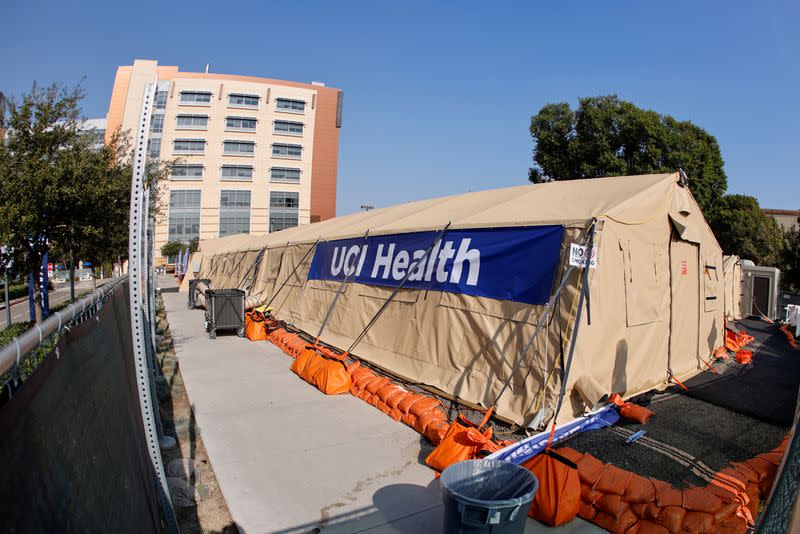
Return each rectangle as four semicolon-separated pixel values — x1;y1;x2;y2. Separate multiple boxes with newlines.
245;311;453;446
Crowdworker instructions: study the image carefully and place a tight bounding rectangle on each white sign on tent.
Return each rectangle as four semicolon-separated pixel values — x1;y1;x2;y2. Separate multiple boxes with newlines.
569;242;598;269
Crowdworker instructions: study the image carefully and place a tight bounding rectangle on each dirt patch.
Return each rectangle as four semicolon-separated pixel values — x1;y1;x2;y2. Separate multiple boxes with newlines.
156;296;238;534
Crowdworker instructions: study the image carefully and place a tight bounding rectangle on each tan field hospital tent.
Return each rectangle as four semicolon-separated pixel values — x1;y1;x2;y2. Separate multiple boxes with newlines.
723;255;744;321
187;172;724;426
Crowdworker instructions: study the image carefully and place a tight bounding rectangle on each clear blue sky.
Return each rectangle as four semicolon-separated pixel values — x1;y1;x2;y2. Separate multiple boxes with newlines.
2;1;797;215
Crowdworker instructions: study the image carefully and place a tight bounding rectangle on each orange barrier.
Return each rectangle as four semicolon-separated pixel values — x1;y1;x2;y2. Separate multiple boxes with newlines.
261;317;451;444
244;311;269;341
735;349;753;365
522;449;581;526
725;327;754;352
619;403;655;425
349;362;450;445
553;434;788;534
290;346;352;395
425;421;494;472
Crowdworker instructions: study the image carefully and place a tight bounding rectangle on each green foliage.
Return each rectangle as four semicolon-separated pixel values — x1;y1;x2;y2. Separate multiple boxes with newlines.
529;95;727;218
0;280;54;304
780;226;800;292
161;241;188;259
0;82;135;320
0;321;55;397
1;282;30;303
707;194;784;266
0;321;32;349
189;237;199;254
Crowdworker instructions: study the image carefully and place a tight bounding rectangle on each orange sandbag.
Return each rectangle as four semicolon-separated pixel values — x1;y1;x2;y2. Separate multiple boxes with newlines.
735;350;753;365
619;402;655;424
522;449;581;526
397;392;426;415
425;422;492;472
424;419;450;445
713;346;729;360
313;359;352;395
366;376;390;396
291;347;316;376
245;311;268;341
384;387;409;409
725;328;741;351
409;397;441;418
299;352;327;383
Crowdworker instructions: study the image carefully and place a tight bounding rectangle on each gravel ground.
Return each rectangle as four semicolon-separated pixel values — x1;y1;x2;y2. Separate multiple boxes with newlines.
559;318;796;488
156;297;238;534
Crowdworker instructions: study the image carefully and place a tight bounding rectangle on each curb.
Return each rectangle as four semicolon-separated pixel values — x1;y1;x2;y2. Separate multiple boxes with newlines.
0;296;29;311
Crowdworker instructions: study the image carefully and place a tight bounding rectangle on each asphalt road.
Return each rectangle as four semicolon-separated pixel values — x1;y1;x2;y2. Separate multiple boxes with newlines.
0;280;108;331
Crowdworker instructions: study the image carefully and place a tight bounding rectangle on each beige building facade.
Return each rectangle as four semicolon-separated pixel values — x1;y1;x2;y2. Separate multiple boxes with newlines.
763;208;799;231
106;60;342;263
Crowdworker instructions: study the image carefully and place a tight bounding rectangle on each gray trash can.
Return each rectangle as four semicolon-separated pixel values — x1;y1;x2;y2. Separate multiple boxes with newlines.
440;459;538;533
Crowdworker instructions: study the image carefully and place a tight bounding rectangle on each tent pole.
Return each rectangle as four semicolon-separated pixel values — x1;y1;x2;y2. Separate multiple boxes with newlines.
343;222;451;356
263;238;322;311
313;231;370;345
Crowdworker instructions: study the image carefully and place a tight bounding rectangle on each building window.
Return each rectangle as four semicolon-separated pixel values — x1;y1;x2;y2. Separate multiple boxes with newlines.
173;138;206;154
180;91;212;104
171;164;204;180
269;191;299;232
273;120;304;136
150;115;164;133
168;190;201;244
272;143;302;159
226;116;257;131
223;140;255;155
147;138;161;159
155;90;168;109
219;190;251;237
275;98;305;113
228;93;259;107
176;114;209;129
270;167;301;183
221;165;254;181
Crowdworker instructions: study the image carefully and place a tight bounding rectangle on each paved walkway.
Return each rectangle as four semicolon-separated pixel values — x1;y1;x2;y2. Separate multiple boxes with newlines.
161;277;600;533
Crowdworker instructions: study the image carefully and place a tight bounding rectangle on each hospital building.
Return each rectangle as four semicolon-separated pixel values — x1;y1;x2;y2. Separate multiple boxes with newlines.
105;59;343;263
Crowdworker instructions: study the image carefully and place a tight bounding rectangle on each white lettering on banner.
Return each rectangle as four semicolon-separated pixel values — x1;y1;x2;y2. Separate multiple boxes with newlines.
392;250;410;279
356;245;368;276
331;247;345;276
343;245;361;275
569;242;598;269
436;241;457;283
327;239;487;284
450;238;481;285
408;250;426;282
424;241;442;282
371;244;395;279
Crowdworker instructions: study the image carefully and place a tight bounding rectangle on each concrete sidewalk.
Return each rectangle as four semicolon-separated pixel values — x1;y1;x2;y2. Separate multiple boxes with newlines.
161;278;600;533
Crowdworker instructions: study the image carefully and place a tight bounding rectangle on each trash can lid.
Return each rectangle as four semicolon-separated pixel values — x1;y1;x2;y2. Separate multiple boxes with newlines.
440;459;538;508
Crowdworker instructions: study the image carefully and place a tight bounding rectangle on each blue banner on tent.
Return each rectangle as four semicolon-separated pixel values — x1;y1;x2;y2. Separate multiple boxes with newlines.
307;225;564;305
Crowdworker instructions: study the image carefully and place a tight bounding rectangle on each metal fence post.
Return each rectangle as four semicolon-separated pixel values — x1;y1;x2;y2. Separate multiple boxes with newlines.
4;270;10;327
128;81;179;533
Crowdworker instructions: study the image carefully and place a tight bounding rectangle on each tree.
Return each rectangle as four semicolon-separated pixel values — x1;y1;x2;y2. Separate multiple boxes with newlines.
529;95;727;218
189;237;199;254
161;241;188;259
0;83;165;320
49;130;133;283
707;194;784;266
0;83;87;321
781;226;800;292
